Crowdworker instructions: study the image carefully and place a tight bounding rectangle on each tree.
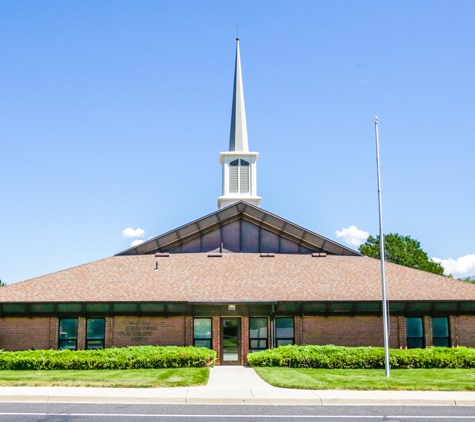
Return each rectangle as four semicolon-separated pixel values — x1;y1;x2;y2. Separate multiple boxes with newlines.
358;233;444;275
0;279;6;287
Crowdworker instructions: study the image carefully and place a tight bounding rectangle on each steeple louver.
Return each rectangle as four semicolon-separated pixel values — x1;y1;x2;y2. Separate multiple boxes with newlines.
229;38;249;152
218;39;261;209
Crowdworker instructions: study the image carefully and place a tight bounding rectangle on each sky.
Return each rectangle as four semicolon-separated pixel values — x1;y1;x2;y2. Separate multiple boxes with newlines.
1;0;474;284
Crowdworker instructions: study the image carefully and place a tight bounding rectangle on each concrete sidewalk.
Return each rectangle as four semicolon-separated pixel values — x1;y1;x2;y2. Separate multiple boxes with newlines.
0;366;474;406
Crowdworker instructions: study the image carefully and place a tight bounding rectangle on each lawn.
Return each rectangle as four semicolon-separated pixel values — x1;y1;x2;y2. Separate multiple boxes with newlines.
254;367;475;391
0;368;209;388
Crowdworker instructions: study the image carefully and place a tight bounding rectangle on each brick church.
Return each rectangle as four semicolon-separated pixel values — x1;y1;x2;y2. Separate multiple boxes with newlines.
1;39;475;364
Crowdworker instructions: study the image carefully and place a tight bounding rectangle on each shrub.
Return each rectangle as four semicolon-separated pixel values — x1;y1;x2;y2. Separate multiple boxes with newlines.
0;346;216;370
247;345;475;369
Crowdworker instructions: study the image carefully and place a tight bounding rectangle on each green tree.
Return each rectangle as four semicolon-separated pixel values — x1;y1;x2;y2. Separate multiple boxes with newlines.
358;233;444;275
0;279;6;287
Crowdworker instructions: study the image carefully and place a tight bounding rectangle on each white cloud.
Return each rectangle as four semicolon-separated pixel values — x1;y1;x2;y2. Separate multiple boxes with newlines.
122;228;145;238
432;254;475;278
130;239;145;247
335;225;369;247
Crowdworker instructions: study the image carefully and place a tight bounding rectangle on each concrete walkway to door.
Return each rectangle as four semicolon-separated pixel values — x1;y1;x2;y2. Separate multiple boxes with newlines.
204;365;279;390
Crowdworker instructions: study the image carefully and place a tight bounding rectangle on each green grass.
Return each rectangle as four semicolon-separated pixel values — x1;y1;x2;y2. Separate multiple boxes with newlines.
0;368;209;388
254;367;475;391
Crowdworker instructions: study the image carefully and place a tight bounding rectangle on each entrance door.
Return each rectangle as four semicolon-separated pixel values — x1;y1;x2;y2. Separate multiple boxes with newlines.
220;318;241;365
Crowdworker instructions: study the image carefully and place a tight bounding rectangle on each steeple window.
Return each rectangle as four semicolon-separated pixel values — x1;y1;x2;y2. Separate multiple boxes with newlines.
230;160;239;193
229;159;250;194
240;160;249;193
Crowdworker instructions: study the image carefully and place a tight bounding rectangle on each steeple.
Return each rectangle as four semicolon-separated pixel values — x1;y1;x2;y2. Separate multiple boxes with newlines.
229;38;249;152
218;39;261;209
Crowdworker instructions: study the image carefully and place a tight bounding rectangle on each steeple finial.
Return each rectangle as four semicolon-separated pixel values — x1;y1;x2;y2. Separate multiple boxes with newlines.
229;38;249;152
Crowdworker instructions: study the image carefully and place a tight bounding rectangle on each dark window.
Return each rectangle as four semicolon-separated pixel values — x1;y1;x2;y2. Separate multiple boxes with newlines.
249;317;268;351
432;317;450;347
406;317;424;348
86;318;105;350
275;317;294;347
194;318;212;348
59;318;78;350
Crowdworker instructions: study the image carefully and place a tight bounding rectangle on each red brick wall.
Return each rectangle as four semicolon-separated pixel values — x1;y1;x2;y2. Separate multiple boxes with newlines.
454;316;475;347
110;316;187;348
212;316;221;363
241;317;249;365
302;316;401;348
0;317;56;351
2;314;474;353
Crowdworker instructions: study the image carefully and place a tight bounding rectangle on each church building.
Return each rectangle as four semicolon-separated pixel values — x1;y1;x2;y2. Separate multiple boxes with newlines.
1;39;475;364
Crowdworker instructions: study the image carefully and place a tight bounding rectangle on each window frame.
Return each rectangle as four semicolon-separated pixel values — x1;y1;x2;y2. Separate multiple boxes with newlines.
249;317;268;352
432;316;450;347
193;317;213;349
86;318;106;350
275;316;295;347
58;318;78;350
406;316;425;349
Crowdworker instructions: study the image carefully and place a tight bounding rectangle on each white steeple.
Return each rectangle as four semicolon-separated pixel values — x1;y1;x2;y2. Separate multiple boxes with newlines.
229;38;249;152
218;38;261;209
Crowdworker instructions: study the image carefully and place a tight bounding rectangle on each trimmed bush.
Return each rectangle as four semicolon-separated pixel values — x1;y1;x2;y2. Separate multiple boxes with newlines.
247;345;475;369
0;346;216;370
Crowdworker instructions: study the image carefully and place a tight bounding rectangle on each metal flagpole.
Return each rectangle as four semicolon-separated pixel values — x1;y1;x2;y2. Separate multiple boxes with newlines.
374;116;390;378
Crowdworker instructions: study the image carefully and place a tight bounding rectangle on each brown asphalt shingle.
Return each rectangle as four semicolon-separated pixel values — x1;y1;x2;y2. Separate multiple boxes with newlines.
1;254;475;303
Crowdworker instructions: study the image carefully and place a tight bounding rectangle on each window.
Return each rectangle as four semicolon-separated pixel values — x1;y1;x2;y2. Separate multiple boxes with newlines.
240;160;249;193
249;317;268;351
406;317;424;348
230;160;239;193
432;317;450;347
86;318;106;350
59;318;78;350
275;317;294;346
194;318;212;348
229;159;250;194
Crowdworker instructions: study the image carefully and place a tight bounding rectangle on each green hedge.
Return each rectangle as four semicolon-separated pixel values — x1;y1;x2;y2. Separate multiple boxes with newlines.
0;346;216;370
247;345;475;369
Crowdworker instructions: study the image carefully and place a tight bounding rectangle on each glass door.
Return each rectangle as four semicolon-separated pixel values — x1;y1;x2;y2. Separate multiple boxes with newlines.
220;318;241;365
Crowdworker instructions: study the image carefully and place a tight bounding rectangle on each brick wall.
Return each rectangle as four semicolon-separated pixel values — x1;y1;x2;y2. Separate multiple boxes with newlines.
241;317;249;365
212;316;221;363
0;317;56;351
1;314;474;353
110;316;187;348
302;316;401;348
454;316;475;347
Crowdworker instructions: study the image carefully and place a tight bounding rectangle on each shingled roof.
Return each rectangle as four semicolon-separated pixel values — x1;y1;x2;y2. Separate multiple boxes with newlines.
2;254;475;303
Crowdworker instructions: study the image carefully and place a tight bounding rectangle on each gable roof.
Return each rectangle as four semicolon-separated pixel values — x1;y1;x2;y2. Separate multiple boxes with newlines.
116;201;360;257
1;254;475;303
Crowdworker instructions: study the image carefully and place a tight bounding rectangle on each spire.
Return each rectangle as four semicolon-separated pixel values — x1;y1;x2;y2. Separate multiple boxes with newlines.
218;38;261;209
229;38;249;152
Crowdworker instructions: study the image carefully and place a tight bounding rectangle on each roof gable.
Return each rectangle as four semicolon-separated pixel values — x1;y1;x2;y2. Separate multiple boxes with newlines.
116;201;360;256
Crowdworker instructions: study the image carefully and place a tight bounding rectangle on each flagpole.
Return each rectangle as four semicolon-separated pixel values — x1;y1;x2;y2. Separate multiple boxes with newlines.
375;116;390;378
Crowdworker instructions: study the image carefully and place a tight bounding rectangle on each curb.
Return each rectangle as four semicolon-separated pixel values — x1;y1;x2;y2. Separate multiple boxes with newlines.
1;391;475;406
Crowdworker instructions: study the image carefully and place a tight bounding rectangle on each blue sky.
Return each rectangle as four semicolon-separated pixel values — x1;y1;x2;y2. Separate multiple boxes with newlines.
1;0;474;284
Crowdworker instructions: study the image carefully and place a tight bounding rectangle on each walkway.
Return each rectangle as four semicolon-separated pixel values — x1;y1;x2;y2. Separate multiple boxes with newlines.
0;366;475;405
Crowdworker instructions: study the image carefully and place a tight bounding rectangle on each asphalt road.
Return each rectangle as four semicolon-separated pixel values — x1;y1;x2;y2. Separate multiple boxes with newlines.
1;403;475;422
